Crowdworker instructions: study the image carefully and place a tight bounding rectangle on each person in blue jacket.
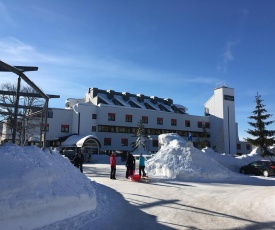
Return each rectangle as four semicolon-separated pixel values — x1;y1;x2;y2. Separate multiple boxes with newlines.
139;154;146;177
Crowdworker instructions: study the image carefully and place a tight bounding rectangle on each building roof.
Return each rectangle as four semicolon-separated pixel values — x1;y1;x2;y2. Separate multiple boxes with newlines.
61;134;100;147
85;87;188;114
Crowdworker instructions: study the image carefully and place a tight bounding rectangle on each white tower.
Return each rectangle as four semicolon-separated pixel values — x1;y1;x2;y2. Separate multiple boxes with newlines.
205;86;237;154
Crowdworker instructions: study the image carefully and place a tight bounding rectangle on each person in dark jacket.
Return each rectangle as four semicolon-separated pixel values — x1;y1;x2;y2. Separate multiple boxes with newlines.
73;152;84;173
110;152;117;179
79;152;84;173
126;152;135;178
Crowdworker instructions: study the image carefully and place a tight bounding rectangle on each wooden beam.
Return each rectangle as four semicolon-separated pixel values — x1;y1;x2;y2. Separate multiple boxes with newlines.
0;111;24;116
0;60;49;100
0;90;60;98
0;103;43;110
0;66;38;72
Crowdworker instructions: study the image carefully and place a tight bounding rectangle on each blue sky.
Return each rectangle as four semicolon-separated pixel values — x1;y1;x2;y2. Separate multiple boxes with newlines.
0;0;275;141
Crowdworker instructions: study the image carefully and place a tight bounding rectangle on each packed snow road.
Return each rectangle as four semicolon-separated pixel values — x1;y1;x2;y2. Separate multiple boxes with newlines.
82;163;275;230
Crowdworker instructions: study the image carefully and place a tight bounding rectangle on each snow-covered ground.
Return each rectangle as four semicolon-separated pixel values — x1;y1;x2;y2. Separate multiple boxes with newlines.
0;133;275;229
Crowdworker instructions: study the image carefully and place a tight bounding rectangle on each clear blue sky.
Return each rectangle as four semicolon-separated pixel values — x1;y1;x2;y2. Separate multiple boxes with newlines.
1;0;275;141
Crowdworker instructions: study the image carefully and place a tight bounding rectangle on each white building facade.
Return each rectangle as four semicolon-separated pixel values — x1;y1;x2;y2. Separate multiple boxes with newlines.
39;86;251;158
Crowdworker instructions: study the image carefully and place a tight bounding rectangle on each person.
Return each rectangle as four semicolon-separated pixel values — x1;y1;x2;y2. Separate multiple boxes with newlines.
60;148;65;155
73;152;84;173
139;153;146;177
110;152;116;179
188;132;193;141
73;152;81;169
79;152;84;173
126;152;135;178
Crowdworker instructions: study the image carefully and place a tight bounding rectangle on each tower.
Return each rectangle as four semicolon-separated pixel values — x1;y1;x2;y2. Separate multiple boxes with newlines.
205;86;237;154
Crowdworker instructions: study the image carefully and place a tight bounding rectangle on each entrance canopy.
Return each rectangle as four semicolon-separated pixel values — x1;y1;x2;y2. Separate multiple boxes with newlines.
61;135;101;148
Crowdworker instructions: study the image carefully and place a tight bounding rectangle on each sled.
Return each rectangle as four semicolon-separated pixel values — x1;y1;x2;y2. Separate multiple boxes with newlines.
129;174;150;182
129;174;141;182
140;176;150;183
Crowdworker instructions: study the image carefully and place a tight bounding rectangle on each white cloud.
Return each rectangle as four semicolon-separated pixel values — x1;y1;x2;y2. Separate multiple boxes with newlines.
0;2;14;26
217;9;248;73
0;37;219;99
70;55;219;86
217;40;239;73
0;37;72;65
239;8;249;25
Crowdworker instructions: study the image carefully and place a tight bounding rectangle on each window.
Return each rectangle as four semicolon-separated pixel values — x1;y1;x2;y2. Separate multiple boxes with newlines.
125;114;132;122
224;95;234;101
205;122;210;129
156;129;161;134
119;127;126;133
108;113;115;121
61;124;69;132
152;140;158;147
246;144;251;150
157;117;163;125
237;144;241;150
158;104;170;112
41;124;49;132
185;120;190;127
144;102;156;110
121;138;128;146
171;119;177;126
205;107;210;116
47;110;53;118
197;121;202;128
142;116;148;124
129;101;141;108
92;114;97;119
98;126;108;132
112;98;124;106
104;138;111;146
92;126;96;132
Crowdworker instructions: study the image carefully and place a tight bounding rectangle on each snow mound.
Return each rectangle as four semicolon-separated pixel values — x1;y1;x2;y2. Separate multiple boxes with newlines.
0;143;97;230
146;133;244;181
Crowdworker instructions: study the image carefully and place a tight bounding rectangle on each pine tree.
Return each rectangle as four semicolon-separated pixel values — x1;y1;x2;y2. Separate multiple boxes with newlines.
195;122;209;149
201;122;209;148
245;93;275;157
131;120;149;153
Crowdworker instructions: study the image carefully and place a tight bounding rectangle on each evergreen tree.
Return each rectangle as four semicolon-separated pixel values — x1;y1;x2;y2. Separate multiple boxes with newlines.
195;122;209;149
245;93;275;157
201;122;209;148
131;120;149;152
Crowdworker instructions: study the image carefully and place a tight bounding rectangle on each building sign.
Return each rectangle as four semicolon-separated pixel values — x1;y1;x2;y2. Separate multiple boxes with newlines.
224;95;234;101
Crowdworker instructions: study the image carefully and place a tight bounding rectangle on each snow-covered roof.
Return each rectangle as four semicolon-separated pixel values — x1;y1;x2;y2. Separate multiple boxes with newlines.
61;135;99;147
84;87;187;114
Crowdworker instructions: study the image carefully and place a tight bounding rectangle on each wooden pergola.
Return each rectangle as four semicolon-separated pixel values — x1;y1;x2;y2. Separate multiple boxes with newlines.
0;60;60;147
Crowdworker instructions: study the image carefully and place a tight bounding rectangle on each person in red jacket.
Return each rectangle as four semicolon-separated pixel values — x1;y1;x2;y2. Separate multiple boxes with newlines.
110;152;117;179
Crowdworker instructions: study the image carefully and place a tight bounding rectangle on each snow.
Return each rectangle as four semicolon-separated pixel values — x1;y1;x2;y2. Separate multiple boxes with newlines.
1;133;275;229
0;144;96;229
147;133;274;182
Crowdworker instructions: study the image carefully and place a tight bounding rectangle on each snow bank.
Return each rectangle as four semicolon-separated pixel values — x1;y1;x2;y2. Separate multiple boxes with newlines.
0;143;96;230
146;133;270;182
